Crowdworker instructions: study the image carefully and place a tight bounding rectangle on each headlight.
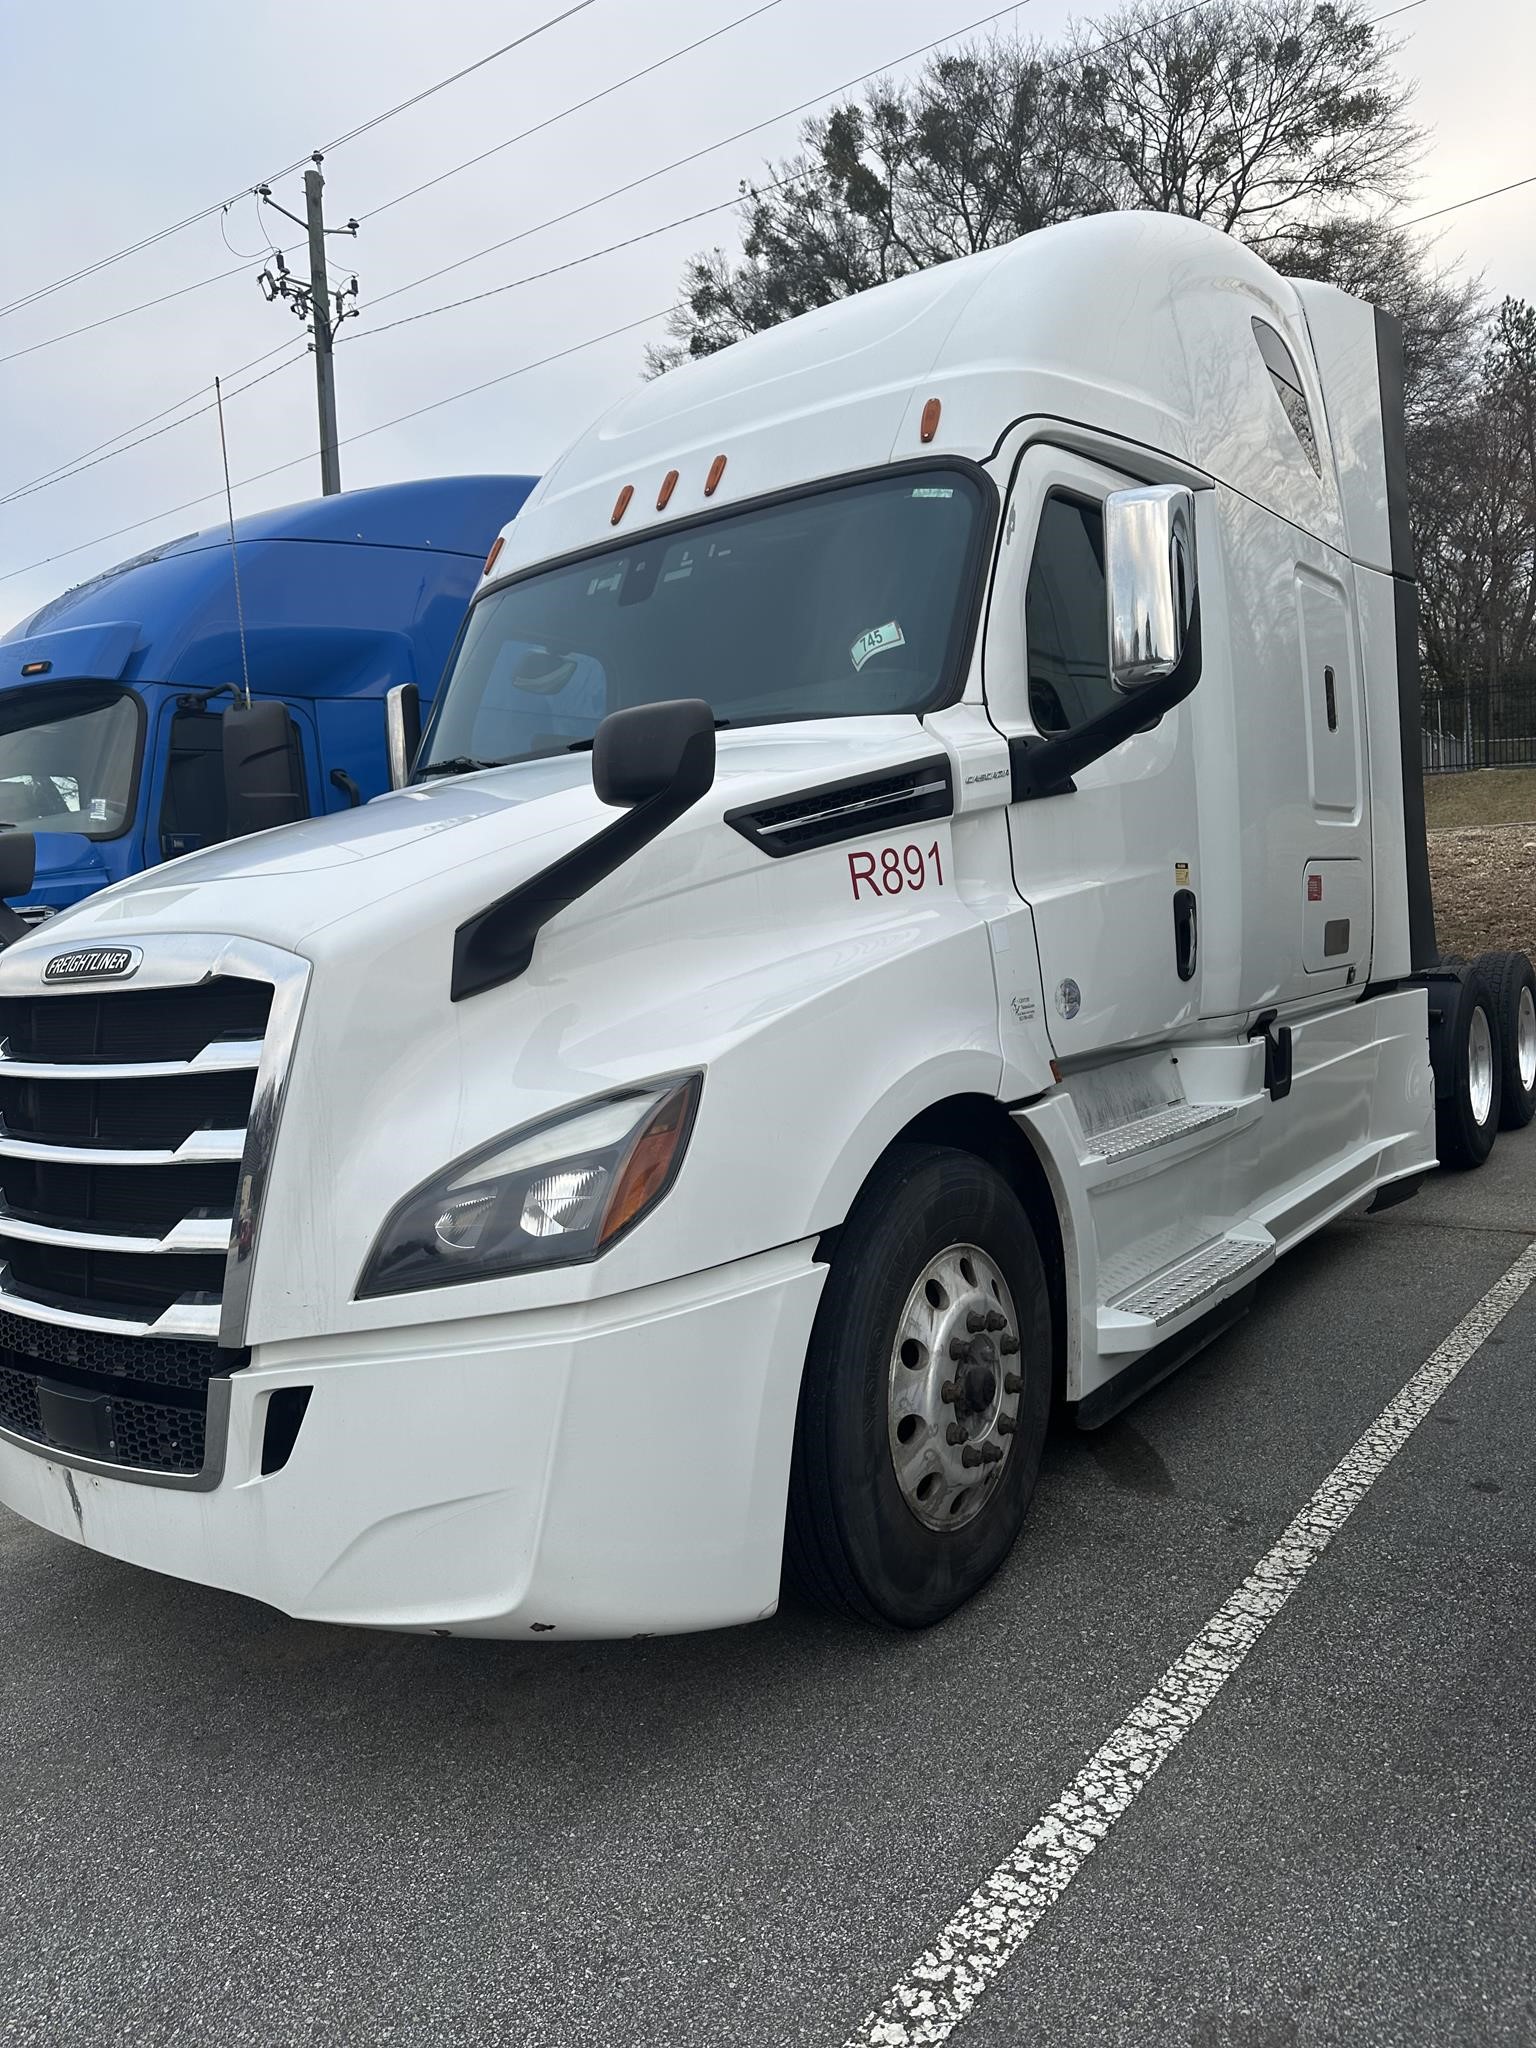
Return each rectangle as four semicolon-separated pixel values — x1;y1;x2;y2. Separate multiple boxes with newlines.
357;1074;701;1297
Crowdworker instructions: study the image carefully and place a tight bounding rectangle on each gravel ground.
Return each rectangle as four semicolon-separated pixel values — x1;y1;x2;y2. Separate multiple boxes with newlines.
1428;822;1536;958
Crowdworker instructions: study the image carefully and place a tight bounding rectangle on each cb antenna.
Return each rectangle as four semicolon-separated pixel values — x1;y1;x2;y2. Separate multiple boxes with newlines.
214;375;252;707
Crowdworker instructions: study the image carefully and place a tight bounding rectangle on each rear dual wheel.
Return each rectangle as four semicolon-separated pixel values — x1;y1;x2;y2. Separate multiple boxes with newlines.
786;1144;1052;1628
1482;950;1536;1131
1435;965;1502;1169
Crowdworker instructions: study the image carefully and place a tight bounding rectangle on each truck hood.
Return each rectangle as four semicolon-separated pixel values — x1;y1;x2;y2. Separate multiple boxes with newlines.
8;718;936;961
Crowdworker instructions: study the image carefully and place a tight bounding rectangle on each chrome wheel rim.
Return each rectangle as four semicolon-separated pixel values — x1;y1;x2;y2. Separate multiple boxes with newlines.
886;1242;1022;1532
1518;985;1536;1094
1469;1003;1495;1127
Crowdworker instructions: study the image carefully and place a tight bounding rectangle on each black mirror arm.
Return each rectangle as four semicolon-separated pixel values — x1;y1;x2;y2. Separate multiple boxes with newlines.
330;768;363;808
1009;593;1203;803
451;779;700;1003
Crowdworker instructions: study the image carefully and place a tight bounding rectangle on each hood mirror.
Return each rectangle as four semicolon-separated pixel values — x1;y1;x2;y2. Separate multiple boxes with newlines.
1106;485;1198;691
594;699;716;810
222;701;310;837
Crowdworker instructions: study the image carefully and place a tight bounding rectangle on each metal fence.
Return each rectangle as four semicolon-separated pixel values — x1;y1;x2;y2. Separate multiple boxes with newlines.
1422;680;1536;774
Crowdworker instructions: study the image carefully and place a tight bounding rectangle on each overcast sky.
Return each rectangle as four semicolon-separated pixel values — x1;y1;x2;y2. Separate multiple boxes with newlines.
1;0;1531;629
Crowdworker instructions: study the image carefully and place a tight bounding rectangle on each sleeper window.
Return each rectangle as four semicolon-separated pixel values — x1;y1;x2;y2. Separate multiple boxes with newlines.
1024;494;1114;736
1253;318;1322;476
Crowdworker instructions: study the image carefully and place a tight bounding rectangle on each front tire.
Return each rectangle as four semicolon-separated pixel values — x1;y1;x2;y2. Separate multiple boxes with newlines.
786;1144;1052;1628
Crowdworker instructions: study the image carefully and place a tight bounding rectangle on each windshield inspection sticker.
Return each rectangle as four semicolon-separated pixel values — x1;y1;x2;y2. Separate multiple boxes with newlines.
851;621;905;671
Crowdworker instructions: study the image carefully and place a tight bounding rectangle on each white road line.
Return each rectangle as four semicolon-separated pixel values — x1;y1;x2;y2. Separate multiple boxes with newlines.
847;1238;1536;2048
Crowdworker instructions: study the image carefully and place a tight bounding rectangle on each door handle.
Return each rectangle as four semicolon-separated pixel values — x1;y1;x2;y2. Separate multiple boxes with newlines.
1173;887;1198;981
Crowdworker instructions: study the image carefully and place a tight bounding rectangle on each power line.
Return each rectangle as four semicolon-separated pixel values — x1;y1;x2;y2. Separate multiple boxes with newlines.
1;349;309;506
0;245;305;367
343;184;794;343
360;0;787;223
358;2;1041;317
1398;171;1536;229
0;308;674;588
0;0;600;324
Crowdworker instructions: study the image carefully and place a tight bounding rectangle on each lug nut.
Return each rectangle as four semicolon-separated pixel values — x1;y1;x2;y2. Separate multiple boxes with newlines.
946;1421;968;1446
961;1440;1005;1468
949;1336;976;1362
966;1308;988;1334
997;1413;1017;1436
1000;1335;1021;1356
941;1378;961;1405
986;1311;1007;1332
1004;1372;1022;1394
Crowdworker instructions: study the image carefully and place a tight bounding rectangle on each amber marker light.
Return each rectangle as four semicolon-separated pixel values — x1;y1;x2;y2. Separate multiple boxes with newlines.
19;661;50;676
704;454;727;496
657;468;679;511
598;1076;700;1247
920;398;942;443
482;536;504;577
612;484;634;525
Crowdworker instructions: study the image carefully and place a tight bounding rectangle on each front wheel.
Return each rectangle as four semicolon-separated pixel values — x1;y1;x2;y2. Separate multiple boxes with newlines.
786;1144;1052;1628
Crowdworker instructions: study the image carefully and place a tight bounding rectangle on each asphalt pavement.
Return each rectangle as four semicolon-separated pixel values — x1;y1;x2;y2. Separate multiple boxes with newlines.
3;1134;1535;2047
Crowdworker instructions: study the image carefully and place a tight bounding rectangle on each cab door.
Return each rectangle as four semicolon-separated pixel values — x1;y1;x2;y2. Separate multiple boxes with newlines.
985;445;1206;1060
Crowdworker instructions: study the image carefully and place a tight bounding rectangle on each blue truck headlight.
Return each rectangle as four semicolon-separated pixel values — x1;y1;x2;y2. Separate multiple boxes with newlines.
358;1074;701;1297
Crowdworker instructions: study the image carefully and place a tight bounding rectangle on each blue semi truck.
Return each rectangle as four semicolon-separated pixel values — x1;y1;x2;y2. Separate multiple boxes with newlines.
0;474;536;921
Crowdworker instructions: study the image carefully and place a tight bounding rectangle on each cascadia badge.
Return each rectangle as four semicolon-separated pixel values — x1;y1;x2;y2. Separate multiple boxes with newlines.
43;945;142;984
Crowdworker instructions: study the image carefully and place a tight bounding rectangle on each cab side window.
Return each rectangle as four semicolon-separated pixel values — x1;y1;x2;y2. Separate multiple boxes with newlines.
1252;318;1322;476
1025;493;1113;735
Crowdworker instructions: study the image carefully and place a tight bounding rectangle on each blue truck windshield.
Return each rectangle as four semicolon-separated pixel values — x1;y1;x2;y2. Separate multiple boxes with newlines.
0;683;140;840
417;468;985;773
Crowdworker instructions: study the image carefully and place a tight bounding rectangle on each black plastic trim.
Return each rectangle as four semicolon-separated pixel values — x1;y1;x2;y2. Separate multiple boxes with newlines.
1374;308;1415;580
1009;592;1203;802
1076;1284;1257;1431
724;756;952;859
1393;576;1438;973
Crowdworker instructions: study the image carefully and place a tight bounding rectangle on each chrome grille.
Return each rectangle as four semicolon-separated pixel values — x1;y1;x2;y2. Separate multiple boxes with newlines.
0;934;308;1483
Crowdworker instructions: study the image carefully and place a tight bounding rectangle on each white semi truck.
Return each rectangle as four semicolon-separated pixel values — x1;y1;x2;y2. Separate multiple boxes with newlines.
0;213;1530;1636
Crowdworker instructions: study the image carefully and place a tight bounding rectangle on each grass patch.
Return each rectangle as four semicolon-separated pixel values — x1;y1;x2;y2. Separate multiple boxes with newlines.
1428;824;1536;959
1423;768;1536;829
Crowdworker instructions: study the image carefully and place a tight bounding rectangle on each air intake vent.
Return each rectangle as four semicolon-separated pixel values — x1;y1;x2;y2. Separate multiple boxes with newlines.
725;756;952;858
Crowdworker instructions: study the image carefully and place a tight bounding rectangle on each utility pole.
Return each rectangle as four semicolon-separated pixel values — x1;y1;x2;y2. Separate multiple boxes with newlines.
304;162;341;495
257;155;359;497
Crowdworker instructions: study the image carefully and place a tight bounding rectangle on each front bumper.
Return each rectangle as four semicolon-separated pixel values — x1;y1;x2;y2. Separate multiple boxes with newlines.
0;1243;826;1638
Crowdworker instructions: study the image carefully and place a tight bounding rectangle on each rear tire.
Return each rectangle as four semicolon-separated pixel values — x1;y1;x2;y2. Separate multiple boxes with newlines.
1482;950;1536;1130
786;1143;1052;1628
1434;967;1502;1169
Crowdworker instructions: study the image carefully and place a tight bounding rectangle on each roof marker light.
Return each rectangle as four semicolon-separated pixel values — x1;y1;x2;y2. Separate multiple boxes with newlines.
920;398;942;444
657;469;679;511
612;484;634;525
19;661;51;677
704;454;727;497
482;536;504;578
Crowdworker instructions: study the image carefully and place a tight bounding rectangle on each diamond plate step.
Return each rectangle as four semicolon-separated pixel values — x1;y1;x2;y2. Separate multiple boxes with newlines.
1085;1101;1237;1165
1111;1234;1270;1326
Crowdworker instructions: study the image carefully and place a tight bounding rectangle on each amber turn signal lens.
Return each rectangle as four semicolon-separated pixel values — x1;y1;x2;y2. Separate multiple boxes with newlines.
920;398;942;443
657;468;679;510
612;484;634;525
704;454;727;496
482;535;504;577
598;1077;700;1246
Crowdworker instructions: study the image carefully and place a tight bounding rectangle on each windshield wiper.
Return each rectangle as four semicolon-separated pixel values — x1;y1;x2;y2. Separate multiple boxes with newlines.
415;756;500;780
562;717;733;754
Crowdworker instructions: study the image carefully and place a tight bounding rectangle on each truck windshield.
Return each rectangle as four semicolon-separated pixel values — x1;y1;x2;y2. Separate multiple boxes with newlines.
0;682;140;839
417;467;985;773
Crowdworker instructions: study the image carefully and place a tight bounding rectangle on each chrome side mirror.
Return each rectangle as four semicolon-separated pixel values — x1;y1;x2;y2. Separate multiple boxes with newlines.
385;682;422;789
1106;485;1198;691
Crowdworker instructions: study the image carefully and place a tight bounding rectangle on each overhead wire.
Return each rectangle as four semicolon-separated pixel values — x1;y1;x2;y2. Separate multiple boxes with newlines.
1;349;310;506
1396;171;1536;228
0;308;675;587
0;0;600;323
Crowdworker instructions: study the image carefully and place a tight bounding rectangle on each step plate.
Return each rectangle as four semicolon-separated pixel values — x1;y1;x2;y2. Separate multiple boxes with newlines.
1113;1235;1270;1326
1086;1101;1237;1165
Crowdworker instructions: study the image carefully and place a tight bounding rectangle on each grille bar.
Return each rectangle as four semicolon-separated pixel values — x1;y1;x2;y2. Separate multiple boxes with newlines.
0;1269;221;1340
0;1127;247;1166
0;1208;232;1255
0;1037;265;1081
